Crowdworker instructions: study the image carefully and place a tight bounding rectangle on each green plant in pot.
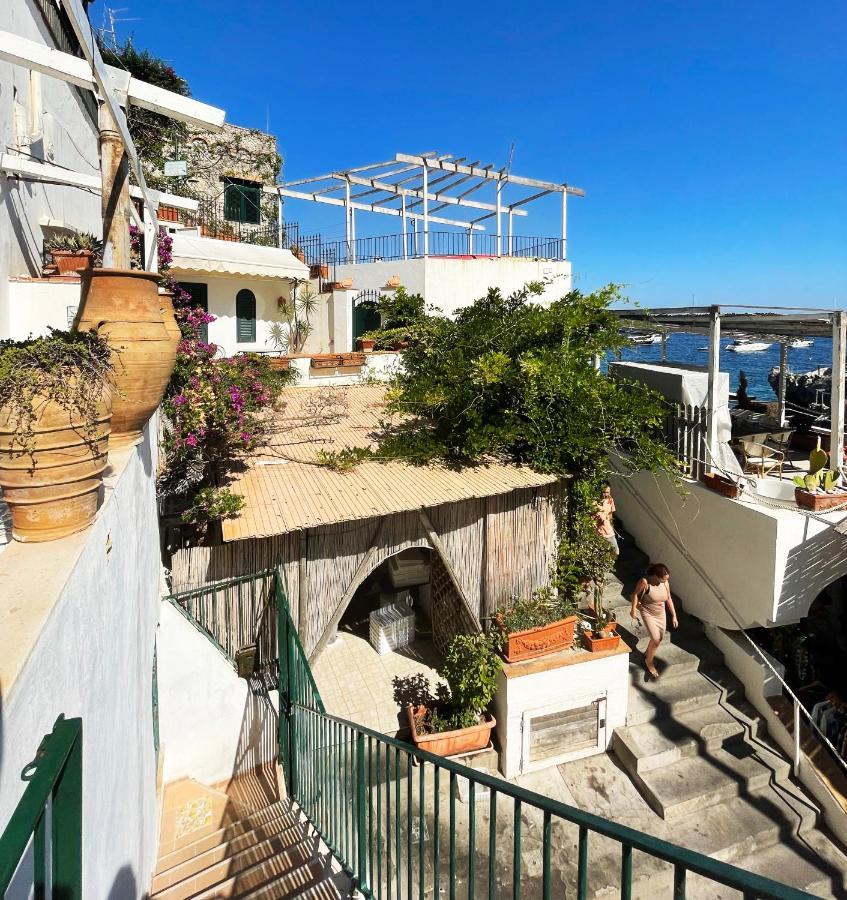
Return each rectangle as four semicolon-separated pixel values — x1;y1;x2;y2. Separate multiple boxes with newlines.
494;586;578;663
0;329;115;542
46;231;102;275
399;633;500;757
792;439;846;510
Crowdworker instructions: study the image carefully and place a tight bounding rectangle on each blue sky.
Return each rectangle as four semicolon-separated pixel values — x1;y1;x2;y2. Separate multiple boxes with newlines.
119;1;845;307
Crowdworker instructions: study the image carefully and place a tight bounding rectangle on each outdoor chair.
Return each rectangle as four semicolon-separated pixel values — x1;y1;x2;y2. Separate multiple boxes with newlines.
735;439;785;479
764;429;795;470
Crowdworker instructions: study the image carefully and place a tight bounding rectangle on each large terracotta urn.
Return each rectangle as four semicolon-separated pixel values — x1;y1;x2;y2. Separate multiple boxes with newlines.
76;268;178;445
0;392;112;542
158;289;183;356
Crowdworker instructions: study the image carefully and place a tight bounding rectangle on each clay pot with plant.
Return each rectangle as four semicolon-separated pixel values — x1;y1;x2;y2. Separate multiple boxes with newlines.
75;268;178;446
400;633;500;757
47;231;102;275
493;586;578;663
0;330;115;542
793;438;847;511
268;285;318;356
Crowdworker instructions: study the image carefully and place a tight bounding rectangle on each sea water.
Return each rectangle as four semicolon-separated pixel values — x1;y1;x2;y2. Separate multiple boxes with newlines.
605;333;834;402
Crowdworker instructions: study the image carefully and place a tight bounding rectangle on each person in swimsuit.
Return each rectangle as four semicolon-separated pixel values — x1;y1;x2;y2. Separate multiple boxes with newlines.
594;482;619;556
630;563;678;678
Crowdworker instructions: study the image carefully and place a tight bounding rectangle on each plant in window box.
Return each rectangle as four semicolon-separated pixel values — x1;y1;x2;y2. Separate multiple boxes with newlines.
401;633;499;757
493;586;578;663
46;231;102;275
0;330;115;542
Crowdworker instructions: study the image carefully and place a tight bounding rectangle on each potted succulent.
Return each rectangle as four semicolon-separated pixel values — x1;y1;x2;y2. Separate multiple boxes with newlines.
402;633;499;757
47;231;101;275
793;438;847;510
0;330;114;542
357;337;376;352
493;586;578;663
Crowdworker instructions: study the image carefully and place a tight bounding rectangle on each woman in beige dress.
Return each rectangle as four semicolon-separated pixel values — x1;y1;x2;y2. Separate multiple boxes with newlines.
630;563;678;679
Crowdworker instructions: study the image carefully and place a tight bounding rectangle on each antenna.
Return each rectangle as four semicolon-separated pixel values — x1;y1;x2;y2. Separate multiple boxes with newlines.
98;6;139;51
505;142;516;174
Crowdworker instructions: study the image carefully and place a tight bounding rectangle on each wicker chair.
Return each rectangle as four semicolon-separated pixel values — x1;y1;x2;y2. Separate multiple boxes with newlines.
735;439;785;479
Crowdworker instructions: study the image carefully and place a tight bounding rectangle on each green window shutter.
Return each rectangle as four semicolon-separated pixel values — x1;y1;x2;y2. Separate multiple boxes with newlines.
236;289;256;343
243;184;261;225
223;178;262;224
223;181;241;221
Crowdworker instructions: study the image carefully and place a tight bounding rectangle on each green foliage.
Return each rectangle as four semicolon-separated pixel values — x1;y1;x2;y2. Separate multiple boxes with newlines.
315;446;372;471
376;283;675;482
180;486;244;523
0;330;114;461
439;633;500;717
809;438;828;475
376;286;426;330
269;286;317;354
46;231;102;253
493;586;576;644
795;469;843;493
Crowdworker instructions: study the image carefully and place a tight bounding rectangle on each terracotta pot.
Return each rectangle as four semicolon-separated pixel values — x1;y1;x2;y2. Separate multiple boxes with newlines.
311;354;343;370
158;290;182;357
0;391;112;542
52;250;93;275
407;706;495;757
358;338;376;352
269;357;291;371
795;487;847;511
700;471;741;499
76;268;177;445
339;352;366;368
310;263;329;280
585;632;621;653
501;615;578;663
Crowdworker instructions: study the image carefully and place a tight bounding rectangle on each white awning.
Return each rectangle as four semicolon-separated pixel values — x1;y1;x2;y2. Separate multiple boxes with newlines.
169;233;310;280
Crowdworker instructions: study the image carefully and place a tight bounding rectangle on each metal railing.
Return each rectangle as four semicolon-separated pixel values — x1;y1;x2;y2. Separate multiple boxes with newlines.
0;715;82;898
314;232;565;266
167;568;277;671
273;569;812;899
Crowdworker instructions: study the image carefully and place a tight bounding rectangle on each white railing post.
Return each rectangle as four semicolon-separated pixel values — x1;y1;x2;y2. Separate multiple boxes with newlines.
793;697;801;777
422;165;429;258
830;311;846;473
560;190;567;260
706;306;721;472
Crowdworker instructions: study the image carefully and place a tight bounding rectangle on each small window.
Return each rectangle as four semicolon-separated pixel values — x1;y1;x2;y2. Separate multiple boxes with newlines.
236;289;256;343
223;177;261;225
179;282;209;343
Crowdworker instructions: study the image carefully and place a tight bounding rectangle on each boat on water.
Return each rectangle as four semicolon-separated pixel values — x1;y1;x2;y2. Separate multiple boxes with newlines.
630;333;663;345
726;337;773;353
789;338;813;349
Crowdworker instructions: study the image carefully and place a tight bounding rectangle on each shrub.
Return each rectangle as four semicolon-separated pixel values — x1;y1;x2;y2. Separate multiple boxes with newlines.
493;586;576;646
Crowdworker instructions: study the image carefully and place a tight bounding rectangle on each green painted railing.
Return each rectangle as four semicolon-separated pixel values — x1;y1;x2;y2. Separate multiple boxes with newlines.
274;575;816;900
0;715;82;898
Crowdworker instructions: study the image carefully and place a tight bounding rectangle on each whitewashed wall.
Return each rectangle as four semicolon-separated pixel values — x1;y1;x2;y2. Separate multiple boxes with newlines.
335;256;573;317
0;0;101;336
156;601;278;787
4;276;81;339
0;420;161;898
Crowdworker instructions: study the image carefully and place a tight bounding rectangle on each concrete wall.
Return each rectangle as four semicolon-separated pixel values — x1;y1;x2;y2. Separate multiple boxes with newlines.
0;421;161;898
335;256;573;317
157;601;278;787
286;350;403;387
5;276;81;339
611;462;847;629
0;0;101;335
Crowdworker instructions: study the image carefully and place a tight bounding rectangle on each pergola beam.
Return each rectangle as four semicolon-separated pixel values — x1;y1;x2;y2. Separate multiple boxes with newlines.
278;187;487;230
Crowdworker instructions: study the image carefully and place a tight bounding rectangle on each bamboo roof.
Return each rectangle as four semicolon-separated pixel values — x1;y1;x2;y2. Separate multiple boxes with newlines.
221;384;556;541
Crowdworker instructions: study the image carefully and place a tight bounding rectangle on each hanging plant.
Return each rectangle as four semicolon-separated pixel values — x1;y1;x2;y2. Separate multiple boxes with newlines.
0;330;115;461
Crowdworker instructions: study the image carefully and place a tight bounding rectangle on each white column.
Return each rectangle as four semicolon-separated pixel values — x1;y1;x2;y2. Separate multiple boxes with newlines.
560;190;568;260
830;311;846;472
778;342;788;428
508;211;513;256
350;208;356;264
706;306;721;472
467;228;473;255
277;192;284;248
344;180;351;259
401;193;408;260
142;201;158;273
496;179;502;256
422;165;429;257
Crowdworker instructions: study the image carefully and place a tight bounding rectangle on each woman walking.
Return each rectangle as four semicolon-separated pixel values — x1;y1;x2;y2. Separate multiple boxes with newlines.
630;563;678;678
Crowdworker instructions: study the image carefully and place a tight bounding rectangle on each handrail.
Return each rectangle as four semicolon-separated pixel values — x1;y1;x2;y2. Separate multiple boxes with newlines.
0;715;82;896
273;568;813;899
611;454;847;786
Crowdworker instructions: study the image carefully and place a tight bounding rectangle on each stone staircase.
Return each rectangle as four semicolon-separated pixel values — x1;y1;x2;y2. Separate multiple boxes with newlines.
603;534;847;898
150;780;351;900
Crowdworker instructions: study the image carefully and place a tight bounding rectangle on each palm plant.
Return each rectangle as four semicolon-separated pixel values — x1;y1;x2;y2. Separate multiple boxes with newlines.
268;283;318;355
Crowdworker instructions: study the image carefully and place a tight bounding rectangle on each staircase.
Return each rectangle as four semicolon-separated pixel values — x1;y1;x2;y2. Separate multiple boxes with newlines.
150;780;351;899
605;534;847;898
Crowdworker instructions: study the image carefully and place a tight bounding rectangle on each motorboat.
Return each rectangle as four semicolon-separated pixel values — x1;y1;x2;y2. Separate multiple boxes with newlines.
726;337;773;353
789;338;813;349
630;333;663;345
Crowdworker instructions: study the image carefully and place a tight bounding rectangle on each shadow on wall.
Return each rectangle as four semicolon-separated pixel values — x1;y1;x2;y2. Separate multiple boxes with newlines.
225;677;280;811
107;865;137;900
776;520;847;623
1;180;43;277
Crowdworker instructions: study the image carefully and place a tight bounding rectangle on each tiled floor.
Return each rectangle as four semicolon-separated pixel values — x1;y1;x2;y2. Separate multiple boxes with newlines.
312;626;442;734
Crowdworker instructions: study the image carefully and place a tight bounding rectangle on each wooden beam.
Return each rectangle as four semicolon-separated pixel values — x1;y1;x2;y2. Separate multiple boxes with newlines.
417;509;482;633
278;187;487;230
831;312;846;472
308;518;388;662
395;153;585;196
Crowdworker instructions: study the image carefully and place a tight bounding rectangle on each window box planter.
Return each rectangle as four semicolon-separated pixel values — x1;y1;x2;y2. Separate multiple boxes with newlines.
51;250;93;276
700;471;741;499
407;706;495;758
158;206;179;223
794;487;847;511
500;615;578;663
269;357;291;371
311;354;343;369
339;352;366;367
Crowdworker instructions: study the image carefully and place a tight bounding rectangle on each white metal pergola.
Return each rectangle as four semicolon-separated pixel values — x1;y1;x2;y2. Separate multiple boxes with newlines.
615;305;847;473
278;152;584;262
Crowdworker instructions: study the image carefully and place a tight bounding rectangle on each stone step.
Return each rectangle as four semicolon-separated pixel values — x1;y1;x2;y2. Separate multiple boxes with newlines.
156;801;299;875
626;639;701;683
636;741;792;822
240;869;345;900
152;815;306;892
625;671;722;726
613;703;746;774
151;833;317;900
191;852;325;900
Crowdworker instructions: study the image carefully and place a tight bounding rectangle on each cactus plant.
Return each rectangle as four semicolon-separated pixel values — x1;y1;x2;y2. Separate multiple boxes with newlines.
823;470;841;492
809;437;828;476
